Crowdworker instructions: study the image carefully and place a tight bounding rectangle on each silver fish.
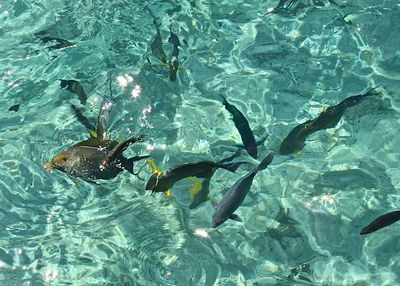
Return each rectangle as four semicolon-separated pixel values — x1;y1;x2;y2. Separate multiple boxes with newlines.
212;153;274;227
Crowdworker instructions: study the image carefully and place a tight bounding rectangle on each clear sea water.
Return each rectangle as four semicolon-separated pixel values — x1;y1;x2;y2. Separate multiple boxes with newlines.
1;0;400;285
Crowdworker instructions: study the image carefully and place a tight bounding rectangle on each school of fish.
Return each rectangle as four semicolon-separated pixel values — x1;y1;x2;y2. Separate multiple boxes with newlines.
40;14;394;234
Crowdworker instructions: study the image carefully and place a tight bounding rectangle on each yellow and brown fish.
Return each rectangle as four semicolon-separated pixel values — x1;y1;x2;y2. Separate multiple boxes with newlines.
280;87;380;155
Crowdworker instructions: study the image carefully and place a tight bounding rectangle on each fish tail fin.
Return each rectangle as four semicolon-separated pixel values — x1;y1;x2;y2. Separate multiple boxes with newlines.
365;85;382;97
219;94;228;105
60;79;69;89
219;161;248;172
123;155;151;175
257;153;274;171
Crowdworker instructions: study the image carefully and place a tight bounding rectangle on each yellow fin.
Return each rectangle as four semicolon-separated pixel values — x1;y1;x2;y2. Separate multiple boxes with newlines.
147;159;172;198
146;159;162;175
88;130;97;138
187;177;202;197
294;151;302;156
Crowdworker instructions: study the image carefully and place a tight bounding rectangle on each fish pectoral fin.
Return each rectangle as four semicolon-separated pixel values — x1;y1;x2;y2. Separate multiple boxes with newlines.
164;189;172;198
256;134;269;146
294;151;302;157
229;213;242;222
187;177;202;196
188;178;211;209
88;129;98;138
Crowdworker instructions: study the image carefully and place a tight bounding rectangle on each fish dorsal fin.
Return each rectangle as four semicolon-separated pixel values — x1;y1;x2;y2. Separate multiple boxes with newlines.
229;213;242;222
101;137;142;166
96;75;114;140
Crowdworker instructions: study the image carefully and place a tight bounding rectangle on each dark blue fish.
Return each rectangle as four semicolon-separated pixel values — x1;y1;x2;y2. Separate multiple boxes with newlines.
212;153;274;227
221;95;258;159
360;210;400;235
280;87;380;155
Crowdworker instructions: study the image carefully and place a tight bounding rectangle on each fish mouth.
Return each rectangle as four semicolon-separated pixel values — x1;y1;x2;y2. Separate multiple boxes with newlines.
42;162;54;172
211;219;220;228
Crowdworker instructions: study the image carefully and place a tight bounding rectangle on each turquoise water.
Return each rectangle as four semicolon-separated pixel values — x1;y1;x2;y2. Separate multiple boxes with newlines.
1;0;400;285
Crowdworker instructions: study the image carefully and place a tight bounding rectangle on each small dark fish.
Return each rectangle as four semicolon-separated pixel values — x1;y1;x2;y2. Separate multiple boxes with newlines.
60;80;88;105
40;36;75;50
221;95;258;158
145;159;246;194
266;0;308;16
147;6;167;65
212;153;274;228
280;87;380;155
168;29;181;81
44;93;149;181
151;29;167;64
168;30;181;58
360;210;400;235
8;104;20;112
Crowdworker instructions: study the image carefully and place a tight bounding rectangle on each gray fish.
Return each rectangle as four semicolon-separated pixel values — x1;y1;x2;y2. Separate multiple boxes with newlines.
212;153;274;227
